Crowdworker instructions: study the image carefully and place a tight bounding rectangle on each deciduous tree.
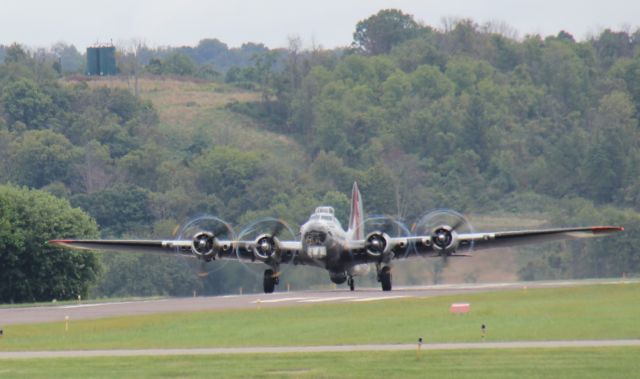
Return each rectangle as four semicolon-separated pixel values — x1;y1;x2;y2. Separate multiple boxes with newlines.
352;9;420;55
0;185;100;303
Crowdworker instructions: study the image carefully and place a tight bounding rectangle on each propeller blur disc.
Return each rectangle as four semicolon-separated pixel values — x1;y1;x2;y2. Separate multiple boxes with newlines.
176;215;235;277
234;217;297;279
413;209;475;258
363;215;413;258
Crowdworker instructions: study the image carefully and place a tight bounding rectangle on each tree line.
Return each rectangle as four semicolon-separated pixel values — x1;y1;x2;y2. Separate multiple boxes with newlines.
1;9;640;302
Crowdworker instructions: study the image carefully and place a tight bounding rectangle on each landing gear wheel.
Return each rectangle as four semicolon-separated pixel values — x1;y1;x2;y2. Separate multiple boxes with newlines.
348;277;355;292
263;269;277;294
380;266;392;291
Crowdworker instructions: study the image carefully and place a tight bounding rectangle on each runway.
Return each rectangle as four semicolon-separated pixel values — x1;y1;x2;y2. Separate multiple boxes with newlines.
0;279;636;325
1;340;639;359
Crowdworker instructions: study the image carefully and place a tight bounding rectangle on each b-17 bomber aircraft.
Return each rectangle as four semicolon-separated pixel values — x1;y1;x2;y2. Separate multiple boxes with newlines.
50;183;623;293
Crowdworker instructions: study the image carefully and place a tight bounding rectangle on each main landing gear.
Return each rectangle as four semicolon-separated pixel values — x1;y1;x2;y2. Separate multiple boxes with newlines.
346;265;392;292
377;264;392;291
263;269;279;294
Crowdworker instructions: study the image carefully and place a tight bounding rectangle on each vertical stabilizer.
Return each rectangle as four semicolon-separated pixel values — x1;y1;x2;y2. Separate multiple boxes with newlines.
348;182;365;240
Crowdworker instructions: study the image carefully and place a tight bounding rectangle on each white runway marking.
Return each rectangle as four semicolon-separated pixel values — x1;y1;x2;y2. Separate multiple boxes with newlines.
57;300;168;309
420;283;513;290
350;295;409;302
250;297;313;304
59;303;114;309
299;296;357;303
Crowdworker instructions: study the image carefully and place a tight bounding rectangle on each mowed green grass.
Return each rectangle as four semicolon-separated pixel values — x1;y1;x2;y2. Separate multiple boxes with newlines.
1;283;639;351
1;348;639;378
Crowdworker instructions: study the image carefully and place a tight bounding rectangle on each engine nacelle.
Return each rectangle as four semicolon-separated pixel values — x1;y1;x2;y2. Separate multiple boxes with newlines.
365;232;391;258
254;234;278;260
431;225;459;252
191;231;216;257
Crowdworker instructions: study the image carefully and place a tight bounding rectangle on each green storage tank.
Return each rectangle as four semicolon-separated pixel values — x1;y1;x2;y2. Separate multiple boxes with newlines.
86;48;98;75
86;45;116;76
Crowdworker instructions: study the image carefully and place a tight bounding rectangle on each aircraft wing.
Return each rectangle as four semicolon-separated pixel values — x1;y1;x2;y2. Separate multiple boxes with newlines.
352;225;623;260
457;226;623;252
47;239;194;256
47;238;303;263
409;225;624;257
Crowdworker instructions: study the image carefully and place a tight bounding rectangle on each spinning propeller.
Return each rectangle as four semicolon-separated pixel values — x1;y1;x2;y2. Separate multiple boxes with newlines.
175;215;235;277
235;217;296;279
413;209;475;263
362;215;412;259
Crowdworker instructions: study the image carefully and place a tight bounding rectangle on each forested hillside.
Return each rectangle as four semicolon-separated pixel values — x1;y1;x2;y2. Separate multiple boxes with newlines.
1;9;639;301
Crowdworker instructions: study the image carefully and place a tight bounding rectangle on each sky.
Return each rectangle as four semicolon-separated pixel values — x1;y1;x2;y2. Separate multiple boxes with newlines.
2;0;640;50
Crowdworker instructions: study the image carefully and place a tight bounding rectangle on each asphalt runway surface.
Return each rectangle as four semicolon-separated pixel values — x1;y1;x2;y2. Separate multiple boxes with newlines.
0;278;636;326
2;340;640;359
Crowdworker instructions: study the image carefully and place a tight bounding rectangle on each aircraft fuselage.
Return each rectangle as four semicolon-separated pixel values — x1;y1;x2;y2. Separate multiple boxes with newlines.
297;206;369;282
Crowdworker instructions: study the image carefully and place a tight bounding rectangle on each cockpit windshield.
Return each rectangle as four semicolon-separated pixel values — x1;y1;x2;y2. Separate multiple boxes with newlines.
314;206;335;215
309;206;341;227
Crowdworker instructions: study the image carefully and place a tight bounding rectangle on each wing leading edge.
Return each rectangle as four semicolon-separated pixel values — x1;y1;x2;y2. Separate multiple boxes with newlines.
395;225;624;258
47;239;193;256
459;226;623;251
47;238;303;262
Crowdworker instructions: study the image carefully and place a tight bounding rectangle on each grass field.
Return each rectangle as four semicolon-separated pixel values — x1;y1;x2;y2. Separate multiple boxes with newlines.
83;77;260;129
1;283;638;351
1;348;639;378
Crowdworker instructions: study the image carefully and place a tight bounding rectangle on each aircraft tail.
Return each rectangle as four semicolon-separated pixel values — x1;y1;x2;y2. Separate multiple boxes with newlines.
347;182;365;240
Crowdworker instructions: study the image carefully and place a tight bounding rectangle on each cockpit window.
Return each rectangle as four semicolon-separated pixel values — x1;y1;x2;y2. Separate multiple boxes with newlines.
314;206;335;215
310;208;342;227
